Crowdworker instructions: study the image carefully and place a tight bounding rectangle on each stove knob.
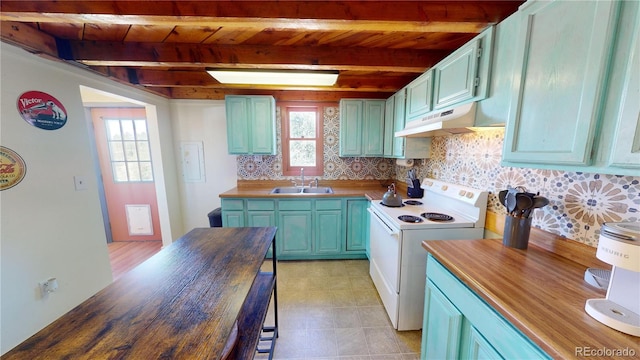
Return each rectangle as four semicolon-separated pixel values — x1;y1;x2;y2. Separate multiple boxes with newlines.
424;181;433;187
466;192;475;199
458;190;467;197
441;185;448;191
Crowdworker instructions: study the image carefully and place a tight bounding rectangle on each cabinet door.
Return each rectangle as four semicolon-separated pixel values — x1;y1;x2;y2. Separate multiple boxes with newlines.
346;199;368;252
503;0;619;165
363;100;385;156
406;71;433;121
225;96;250;154
421;282;463;360
315;210;342;254
222;211;245;227
383;95;395;157
392;89;407;158
464;325;503;360
339;100;363;156
609;19;640;169
250;96;276;154
433;39;480;110
278;211;312;257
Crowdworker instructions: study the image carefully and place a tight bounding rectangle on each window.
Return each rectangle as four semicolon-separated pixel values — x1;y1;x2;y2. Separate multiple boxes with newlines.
104;118;154;182
281;103;324;177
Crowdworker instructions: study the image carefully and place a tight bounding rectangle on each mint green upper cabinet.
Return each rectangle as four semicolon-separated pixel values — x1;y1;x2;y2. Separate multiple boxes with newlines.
339;99;363;156
475;13;518;127
607;3;640;170
383;95;396;158
363;100;385;156
406;70;433;121
384;89;431;159
503;0;619;166
225;95;276;155
433;40;480;110
339;99;385;157
433;26;494;111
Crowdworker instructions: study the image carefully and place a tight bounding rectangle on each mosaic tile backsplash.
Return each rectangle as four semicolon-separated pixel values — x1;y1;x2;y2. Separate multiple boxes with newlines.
237;106;639;247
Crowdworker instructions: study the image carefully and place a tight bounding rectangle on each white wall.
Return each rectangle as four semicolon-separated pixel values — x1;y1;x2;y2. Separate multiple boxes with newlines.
170;100;238;230
0;43;183;354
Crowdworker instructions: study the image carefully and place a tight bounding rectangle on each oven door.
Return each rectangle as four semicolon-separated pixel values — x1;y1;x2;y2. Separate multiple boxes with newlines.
368;207;401;328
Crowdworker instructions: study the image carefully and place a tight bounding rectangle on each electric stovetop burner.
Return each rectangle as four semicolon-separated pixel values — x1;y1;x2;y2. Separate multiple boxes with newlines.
421;212;454;222
398;215;424;223
404;200;423;206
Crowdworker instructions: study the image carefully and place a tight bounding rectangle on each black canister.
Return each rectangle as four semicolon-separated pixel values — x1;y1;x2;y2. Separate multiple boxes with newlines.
503;215;532;249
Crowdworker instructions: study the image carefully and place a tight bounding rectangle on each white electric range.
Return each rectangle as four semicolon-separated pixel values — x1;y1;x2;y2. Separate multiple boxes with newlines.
368;178;488;330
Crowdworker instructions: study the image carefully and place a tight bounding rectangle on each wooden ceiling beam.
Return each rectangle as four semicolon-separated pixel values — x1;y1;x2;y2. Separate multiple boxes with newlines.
67;41;445;72
1;21;58;57
0;1;523;25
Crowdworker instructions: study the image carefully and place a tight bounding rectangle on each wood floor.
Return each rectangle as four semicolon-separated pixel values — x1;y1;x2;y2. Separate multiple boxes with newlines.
107;241;163;281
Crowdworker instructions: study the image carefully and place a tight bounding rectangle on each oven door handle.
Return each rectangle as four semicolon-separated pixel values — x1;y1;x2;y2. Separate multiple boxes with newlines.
368;208;400;237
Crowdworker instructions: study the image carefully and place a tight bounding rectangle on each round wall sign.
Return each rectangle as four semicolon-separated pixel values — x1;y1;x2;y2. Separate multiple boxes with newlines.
17;90;68;130
0;146;27;191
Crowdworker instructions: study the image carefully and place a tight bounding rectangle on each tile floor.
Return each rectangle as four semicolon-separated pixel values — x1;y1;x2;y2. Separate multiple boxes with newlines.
258;259;421;359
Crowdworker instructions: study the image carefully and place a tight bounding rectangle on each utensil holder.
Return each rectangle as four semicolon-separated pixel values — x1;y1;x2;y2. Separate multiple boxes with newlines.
503;215;532;249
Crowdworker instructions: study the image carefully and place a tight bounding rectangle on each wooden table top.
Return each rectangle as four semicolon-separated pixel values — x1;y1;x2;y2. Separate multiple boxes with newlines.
2;227;277;360
422;239;639;359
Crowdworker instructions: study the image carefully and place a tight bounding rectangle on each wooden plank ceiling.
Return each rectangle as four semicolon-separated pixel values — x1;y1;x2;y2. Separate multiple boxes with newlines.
0;1;523;101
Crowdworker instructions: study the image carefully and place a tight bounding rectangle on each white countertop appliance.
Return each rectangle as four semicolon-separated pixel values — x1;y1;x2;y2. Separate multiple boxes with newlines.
368;178;488;330
585;222;640;336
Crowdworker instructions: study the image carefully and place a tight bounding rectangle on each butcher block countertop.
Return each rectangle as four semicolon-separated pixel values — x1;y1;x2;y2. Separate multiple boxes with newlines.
422;239;639;359
2;227;277;360
219;180;395;200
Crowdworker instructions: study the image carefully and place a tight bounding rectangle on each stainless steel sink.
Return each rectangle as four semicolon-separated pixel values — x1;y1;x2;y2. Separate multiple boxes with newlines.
270;187;303;194
270;186;333;194
302;187;333;194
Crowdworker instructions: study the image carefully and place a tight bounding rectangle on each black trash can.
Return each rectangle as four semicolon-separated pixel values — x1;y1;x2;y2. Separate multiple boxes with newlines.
207;207;222;227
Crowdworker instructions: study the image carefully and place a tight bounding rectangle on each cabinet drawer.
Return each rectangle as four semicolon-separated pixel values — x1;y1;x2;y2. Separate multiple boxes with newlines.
221;199;244;211
247;200;275;211
315;199;342;210
427;255;549;359
278;200;312;211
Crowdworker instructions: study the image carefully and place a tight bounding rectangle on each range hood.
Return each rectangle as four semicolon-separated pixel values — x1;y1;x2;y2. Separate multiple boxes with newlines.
395;102;477;138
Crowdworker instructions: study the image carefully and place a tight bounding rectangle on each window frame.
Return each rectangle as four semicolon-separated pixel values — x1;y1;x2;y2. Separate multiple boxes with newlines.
104;117;154;183
280;102;325;177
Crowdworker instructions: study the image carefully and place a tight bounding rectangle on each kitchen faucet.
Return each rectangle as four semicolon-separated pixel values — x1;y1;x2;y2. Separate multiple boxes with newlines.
300;168;305;188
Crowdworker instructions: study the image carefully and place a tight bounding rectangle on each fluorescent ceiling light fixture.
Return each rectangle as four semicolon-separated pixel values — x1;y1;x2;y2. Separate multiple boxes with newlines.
207;69;339;86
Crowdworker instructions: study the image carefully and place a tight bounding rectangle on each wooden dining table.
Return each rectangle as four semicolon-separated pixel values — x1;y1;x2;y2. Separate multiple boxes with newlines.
2;226;278;360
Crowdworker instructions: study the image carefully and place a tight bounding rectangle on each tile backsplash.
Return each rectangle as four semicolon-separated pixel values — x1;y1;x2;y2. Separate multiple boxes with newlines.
237;106;639;247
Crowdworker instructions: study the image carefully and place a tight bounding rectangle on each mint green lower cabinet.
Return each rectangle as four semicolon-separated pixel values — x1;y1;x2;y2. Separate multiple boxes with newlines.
278;200;313;258
221;199;245;227
421;282;462;360
221;197;369;260
346;199;368;252
246;200;276;227
462;324;503;360
422;254;550;360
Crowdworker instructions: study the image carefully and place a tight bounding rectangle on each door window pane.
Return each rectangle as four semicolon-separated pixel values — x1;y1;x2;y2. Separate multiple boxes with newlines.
104;118;154;182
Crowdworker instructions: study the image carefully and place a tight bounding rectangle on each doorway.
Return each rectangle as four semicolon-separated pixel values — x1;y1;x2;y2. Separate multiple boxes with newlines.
90;107;163;242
